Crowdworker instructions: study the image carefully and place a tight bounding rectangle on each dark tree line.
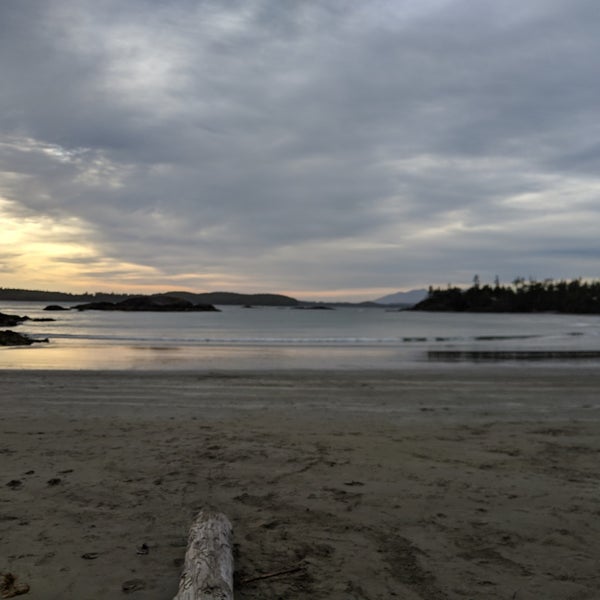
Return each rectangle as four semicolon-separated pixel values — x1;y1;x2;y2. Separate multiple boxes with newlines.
0;288;132;302
412;278;600;314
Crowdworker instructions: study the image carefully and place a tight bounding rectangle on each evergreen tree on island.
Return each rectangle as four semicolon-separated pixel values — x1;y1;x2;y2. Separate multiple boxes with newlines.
412;277;600;314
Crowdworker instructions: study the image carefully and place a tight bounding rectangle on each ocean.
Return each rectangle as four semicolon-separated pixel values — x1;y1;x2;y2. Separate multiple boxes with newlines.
2;301;600;370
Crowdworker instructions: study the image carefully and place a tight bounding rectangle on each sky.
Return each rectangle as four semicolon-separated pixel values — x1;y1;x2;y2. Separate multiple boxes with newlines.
1;0;600;301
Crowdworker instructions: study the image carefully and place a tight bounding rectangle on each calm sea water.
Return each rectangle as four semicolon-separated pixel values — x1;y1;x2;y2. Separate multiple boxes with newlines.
2;301;600;370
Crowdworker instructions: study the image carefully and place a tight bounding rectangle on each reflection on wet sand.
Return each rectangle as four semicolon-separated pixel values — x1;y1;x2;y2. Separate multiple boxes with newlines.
428;349;600;361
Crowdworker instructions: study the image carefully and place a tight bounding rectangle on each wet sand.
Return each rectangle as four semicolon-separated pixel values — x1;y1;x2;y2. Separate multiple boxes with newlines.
1;368;599;599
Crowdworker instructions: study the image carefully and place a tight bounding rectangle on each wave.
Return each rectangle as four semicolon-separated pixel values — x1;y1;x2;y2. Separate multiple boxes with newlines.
46;333;408;344
43;331;586;346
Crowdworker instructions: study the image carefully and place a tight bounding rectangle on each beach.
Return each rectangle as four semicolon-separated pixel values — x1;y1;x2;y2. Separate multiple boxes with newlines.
1;368;599;599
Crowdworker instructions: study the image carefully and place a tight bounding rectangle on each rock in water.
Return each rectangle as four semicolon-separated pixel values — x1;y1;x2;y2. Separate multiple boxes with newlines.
0;330;46;346
44;304;69;311
0;312;28;327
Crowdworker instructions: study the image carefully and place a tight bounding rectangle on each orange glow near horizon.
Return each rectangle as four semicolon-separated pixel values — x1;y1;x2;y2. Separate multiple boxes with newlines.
282;286;414;303
0;197;411;301
0;197;245;294
0;197;162;294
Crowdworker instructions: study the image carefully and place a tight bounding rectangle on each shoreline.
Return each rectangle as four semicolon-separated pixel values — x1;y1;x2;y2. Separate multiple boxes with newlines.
1;368;599;599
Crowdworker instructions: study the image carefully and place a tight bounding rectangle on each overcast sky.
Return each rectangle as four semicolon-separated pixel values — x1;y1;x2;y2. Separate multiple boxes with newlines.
1;0;599;300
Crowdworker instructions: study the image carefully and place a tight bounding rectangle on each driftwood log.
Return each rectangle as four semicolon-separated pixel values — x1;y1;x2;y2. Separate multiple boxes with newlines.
173;511;234;600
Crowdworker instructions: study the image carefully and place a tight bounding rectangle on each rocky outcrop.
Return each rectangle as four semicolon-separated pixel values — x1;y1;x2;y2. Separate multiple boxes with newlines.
73;295;220;312
0;312;28;327
0;330;48;346
0;311;55;325
0;311;53;345
44;305;70;311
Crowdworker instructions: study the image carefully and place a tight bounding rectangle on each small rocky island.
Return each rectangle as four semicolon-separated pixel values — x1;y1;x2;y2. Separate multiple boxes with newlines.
0;312;29;327
72;294;220;312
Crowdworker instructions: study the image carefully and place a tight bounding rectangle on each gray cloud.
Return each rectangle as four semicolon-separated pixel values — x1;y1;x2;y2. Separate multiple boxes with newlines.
1;0;600;299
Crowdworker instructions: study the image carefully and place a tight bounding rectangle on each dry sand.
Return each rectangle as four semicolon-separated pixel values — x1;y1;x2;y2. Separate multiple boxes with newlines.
1;368;599;599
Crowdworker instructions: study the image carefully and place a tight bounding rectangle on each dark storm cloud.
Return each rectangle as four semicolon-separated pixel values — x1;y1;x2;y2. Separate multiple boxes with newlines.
1;0;600;298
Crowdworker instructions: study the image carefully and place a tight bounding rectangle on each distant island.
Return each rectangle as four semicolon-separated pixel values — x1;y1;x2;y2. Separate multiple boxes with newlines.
0;288;299;307
413;278;600;314
73;295;220;312
0;287;392;308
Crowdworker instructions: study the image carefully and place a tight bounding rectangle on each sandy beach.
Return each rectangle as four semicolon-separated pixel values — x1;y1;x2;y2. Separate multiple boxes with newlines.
1;367;599;599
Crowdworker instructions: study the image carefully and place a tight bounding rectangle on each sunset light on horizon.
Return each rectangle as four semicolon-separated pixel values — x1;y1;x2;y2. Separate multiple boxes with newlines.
2;1;600;301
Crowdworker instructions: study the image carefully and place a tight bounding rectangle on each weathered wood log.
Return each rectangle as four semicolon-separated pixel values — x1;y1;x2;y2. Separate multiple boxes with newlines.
173;511;234;600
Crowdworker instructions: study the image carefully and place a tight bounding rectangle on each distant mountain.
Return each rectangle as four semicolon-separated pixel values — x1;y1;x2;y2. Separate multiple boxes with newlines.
374;289;428;305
